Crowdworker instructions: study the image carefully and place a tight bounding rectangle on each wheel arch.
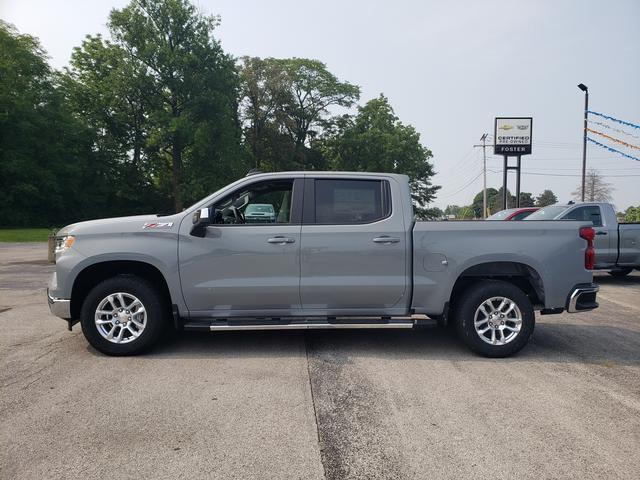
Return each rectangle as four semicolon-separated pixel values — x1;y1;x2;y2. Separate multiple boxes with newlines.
450;261;545;309
70;260;172;319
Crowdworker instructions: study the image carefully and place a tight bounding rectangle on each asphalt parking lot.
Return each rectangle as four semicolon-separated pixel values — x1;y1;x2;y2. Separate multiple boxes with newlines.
1;243;639;480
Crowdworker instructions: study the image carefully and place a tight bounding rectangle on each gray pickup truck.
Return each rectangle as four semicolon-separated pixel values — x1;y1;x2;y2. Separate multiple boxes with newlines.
48;171;599;357
525;202;640;276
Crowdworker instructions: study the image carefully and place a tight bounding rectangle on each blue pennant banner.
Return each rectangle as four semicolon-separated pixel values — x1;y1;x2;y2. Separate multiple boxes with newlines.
587;137;640;162
588;111;640;130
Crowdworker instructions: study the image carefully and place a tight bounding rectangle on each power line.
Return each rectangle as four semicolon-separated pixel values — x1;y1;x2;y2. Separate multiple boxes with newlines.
486;169;640;178
438;170;484;198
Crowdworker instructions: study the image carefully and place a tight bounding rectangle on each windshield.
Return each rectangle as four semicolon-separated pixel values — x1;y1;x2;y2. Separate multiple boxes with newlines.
524;205;567;220
246;204;274;214
486;209;515;220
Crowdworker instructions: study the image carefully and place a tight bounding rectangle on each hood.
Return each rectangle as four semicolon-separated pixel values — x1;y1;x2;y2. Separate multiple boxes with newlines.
57;213;183;236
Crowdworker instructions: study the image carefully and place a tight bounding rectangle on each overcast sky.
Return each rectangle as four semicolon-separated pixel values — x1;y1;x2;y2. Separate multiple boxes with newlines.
2;0;639;210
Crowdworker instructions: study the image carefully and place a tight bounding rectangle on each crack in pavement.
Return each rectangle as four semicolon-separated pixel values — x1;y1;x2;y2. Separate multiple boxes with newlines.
305;333;409;480
305;332;328;480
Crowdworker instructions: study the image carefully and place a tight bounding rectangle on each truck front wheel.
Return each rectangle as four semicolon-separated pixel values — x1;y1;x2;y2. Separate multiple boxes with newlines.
454;280;535;357
80;275;167;356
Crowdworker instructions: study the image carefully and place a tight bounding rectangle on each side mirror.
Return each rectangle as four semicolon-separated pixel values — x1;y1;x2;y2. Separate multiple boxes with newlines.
190;207;211;237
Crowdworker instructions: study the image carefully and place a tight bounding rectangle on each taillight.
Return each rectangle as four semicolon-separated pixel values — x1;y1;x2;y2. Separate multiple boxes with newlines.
580;226;595;270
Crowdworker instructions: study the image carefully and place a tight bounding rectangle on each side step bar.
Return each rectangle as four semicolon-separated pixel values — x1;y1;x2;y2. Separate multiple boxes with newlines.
208;322;415;331
182;318;417;332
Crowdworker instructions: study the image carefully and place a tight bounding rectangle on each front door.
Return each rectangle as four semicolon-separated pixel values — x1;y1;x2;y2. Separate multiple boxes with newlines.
299;177;408;314
179;177;303;316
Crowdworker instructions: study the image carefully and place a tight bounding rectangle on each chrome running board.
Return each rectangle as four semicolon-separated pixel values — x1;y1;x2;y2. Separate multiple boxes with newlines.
181;317;418;332
207;322;415;331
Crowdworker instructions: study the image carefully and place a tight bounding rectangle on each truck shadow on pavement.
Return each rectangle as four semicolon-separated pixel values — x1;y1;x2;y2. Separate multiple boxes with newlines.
593;275;640;286
139;322;640;367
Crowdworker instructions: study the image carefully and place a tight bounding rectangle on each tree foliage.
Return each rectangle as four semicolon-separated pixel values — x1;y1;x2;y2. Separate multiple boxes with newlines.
2;0;440;226
624;206;640;222
106;0;243;212
536;189;558;207
0;21;101;226
320;95;440;218
238;57;359;171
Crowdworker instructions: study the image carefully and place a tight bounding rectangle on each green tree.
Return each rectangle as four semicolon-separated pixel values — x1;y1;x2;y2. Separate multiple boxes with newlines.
444;205;462;218
320;95;440;218
108;0;242;212
472;188;498;218
490;187;517;213
65;35;166;215
624;206;640;222
238;57;290;170
238;57;359;171
0;21;99;226
536;189;558;207
471;187;526;217
519;192;535;207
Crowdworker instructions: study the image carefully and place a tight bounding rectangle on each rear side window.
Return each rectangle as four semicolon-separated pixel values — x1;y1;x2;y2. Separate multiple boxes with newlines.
314;179;391;224
563;206;603;227
511;210;535;221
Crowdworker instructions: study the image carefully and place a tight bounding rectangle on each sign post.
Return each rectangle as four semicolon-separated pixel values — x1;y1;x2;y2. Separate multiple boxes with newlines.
494;117;532;210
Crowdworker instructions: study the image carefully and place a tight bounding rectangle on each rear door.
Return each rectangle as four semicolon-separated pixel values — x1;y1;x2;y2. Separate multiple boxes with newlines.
299;177;408;314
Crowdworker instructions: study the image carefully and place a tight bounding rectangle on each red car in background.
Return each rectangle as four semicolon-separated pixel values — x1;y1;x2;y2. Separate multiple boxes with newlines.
486;207;539;221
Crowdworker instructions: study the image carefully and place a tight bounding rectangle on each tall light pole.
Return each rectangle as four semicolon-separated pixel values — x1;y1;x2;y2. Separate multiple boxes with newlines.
578;83;588;202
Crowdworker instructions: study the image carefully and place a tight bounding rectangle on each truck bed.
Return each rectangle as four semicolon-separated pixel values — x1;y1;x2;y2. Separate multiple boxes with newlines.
411;220;594;316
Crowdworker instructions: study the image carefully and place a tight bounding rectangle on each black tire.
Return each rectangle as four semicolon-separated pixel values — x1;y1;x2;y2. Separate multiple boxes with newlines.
80;275;167;356
608;268;632;277
454;280;535;358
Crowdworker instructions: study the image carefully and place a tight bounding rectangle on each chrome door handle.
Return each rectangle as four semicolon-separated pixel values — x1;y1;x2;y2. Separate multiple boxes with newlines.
595;231;607;236
373;236;400;244
267;237;295;245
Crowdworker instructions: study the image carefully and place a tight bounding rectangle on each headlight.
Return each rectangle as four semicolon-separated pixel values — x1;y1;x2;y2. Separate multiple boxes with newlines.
54;235;75;255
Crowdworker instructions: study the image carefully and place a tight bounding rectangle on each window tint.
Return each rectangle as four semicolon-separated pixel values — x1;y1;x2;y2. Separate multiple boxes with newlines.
511;210;535;221
212;180;294;225
314;179;389;224
563;206;603;227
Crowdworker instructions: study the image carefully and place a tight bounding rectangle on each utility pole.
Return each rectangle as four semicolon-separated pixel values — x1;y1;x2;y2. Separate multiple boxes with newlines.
474;134;489;218
578;83;589;201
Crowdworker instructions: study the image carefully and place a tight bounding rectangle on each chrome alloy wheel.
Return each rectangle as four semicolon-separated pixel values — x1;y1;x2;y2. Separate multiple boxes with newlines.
473;296;522;346
94;292;147;344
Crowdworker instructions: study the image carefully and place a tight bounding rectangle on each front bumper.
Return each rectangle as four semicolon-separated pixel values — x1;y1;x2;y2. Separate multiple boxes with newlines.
566;283;599;313
47;289;71;319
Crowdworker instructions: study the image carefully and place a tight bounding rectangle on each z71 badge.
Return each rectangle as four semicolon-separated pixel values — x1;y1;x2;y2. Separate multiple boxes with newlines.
142;222;173;229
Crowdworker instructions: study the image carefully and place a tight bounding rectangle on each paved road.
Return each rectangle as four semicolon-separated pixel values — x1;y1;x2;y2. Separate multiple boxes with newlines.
1;243;639;479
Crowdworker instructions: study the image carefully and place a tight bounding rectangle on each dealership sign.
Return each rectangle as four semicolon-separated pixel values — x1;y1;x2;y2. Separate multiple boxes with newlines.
494;117;532;155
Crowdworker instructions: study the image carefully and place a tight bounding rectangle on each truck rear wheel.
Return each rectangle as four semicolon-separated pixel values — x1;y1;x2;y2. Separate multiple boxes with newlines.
454;280;535;357
80;275;167;356
608;268;632;277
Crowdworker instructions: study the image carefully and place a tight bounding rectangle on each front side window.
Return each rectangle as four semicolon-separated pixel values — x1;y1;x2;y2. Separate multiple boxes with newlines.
211;180;294;225
563;206;603;227
314;179;390;224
